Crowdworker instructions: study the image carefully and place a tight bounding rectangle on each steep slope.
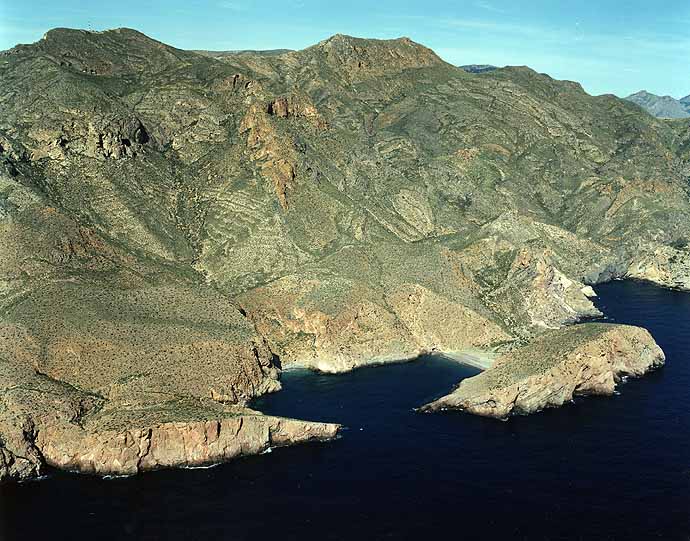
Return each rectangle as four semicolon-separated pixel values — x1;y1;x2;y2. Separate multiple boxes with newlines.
625;90;690;119
1;28;689;479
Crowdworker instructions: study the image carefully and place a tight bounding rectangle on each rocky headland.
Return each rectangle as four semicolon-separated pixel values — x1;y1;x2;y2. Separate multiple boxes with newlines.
1;28;689;481
421;323;665;418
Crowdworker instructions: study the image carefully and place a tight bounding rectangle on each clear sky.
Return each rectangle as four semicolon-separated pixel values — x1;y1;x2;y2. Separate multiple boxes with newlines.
1;0;688;98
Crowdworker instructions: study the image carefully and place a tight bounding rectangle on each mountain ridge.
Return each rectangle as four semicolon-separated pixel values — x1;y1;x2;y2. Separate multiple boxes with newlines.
625;90;690;119
460;64;498;73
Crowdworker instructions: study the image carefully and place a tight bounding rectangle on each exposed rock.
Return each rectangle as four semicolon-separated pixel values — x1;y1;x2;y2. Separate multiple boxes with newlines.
309;34;444;82
237;249;511;373
266;94;327;128
240;102;300;210
0;354;338;482
0;420;43;483
27;114;150;161
581;285;597;298
460;64;499;74
39;409;339;477
501;247;602;330
421;324;665;419
627;244;690;290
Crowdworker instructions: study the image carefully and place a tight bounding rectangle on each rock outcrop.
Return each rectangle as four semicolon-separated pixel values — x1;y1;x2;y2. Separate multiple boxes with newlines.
39;410;339;477
0;352;339;482
421;324;665;419
627;244;690;290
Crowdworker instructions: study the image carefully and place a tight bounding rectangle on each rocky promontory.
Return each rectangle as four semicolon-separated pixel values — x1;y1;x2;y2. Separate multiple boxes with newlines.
40;410;339;477
0;350;339;482
421;324;665;418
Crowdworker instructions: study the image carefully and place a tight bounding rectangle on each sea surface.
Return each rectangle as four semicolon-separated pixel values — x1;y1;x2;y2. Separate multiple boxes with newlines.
1;281;688;540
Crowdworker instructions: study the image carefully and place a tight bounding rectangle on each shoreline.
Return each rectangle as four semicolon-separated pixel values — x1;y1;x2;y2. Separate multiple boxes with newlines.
282;348;499;375
432;349;498;371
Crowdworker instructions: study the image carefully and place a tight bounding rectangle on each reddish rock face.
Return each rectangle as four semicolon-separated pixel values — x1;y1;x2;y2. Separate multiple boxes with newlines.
39;415;339;477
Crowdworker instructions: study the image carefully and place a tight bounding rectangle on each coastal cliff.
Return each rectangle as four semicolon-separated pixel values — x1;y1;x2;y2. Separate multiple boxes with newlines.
0;352;339;482
40;413;339;477
421;324;665;418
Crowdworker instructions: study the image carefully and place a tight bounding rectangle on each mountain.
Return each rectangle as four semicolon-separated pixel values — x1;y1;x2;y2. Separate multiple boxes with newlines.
194;48;293;59
625;90;690;118
1;28;690;481
460;64;498;73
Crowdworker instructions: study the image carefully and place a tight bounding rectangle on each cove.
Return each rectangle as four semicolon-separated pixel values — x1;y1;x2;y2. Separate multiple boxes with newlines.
0;281;688;540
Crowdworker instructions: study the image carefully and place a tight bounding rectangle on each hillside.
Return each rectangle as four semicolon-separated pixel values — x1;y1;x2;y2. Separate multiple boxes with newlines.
1;28;690;480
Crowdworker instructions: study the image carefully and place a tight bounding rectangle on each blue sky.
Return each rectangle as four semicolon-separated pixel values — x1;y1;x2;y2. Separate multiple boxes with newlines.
1;0;689;98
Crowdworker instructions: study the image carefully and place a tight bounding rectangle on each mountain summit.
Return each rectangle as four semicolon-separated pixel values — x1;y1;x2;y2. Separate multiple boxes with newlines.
625;90;690;118
290;33;446;82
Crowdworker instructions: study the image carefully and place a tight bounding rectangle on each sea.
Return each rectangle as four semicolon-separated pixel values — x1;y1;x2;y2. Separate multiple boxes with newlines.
1;280;688;540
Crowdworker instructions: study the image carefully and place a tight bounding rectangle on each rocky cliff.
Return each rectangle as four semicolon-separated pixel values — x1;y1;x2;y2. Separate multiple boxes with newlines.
1;28;688;481
421;323;665;418
0;347;338;482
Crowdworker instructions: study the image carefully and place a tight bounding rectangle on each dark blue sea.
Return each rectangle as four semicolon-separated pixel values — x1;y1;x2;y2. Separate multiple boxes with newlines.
1;281;688;540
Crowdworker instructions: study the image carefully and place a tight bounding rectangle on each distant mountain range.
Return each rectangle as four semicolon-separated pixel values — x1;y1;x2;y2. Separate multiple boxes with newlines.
446;67;690;121
625;90;690;119
459;64;498;73
193;48;293;58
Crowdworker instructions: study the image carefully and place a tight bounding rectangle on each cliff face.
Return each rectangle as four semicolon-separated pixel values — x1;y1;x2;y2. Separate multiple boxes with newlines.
0;353;338;482
39;413;339;477
0;28;688;480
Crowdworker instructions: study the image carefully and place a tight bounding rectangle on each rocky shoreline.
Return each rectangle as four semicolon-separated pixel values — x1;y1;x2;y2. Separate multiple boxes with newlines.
40;413;340;478
0;280;668;482
0;389;339;482
420;323;665;419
